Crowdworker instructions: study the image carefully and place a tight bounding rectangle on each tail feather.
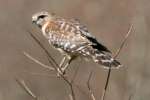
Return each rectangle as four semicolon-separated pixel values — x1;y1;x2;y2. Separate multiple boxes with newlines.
79;45;122;69
94;51;121;68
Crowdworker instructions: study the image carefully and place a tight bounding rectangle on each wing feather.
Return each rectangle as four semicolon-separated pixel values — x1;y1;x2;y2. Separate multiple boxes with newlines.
53;17;111;53
68;18;111;53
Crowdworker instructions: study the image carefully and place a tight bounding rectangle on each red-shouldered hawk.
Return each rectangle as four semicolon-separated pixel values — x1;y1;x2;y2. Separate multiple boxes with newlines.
32;11;121;74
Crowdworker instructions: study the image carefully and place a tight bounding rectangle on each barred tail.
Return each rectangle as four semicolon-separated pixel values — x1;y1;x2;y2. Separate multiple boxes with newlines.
93;51;122;69
79;46;122;69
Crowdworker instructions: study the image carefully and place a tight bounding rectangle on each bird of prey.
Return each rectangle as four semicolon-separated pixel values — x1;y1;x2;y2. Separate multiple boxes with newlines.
32;11;121;74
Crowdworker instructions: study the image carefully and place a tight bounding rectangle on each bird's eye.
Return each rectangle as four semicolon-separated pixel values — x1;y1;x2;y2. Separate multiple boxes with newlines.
38;15;46;19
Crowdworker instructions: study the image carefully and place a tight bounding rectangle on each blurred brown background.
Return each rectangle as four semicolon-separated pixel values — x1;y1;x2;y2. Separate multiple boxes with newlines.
0;0;150;100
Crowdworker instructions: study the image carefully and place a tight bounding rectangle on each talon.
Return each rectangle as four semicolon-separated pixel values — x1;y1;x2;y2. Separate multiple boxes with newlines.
62;70;66;75
61;67;67;74
57;68;62;77
57;68;66;77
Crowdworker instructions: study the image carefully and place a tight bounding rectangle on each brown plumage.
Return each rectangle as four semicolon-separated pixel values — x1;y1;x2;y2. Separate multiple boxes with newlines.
32;11;122;71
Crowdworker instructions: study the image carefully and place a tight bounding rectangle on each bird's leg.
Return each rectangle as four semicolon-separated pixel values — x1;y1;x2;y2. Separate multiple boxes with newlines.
59;56;67;68
57;56;67;76
61;56;77;74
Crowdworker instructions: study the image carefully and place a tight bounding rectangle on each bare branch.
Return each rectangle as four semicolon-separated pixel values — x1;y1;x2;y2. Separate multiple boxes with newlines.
71;66;80;83
101;24;133;100
23;71;57;77
87;71;96;100
69;85;75;100
16;78;37;99
128;93;133;100
46;57;76;100
23;51;55;71
27;30;59;68
69;94;74;100
27;30;76;100
114;24;133;59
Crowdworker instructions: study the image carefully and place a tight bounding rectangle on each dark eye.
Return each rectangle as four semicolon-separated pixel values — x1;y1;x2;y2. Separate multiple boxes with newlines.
38;15;46;19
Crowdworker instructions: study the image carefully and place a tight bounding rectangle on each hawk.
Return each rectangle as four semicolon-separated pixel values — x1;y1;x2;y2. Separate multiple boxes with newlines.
32;11;121;74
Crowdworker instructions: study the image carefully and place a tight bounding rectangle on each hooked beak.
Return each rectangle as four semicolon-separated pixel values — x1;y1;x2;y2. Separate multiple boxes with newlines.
32;20;36;24
32;16;37;24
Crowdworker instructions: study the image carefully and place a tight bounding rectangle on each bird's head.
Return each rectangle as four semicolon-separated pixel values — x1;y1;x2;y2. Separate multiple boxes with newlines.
32;11;54;28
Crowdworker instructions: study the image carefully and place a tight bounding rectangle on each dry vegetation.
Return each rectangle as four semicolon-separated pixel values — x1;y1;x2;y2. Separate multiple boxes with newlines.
0;0;150;100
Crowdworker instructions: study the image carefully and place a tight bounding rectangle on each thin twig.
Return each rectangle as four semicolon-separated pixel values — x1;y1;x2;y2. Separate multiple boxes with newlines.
69;66;80;100
71;66;80;83
114;24;133;59
87;71;96;100
27;30;76;100
23;51;55;71
101;24;133;100
16;78;37;99
128;93;133;100
27;30;59;69
23;71;57;77
46;57;76;100
68;67;80;100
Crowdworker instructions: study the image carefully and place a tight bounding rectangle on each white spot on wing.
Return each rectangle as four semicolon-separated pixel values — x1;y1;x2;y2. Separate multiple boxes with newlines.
64;42;70;49
60;22;65;30
76;46;86;51
101;59;112;63
70;44;76;49
86;51;90;55
65;24;69;31
70;27;75;33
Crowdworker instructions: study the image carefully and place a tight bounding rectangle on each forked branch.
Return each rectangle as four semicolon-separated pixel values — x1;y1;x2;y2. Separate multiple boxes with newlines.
23;51;55;71
26;30;76;100
101;24;133;100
